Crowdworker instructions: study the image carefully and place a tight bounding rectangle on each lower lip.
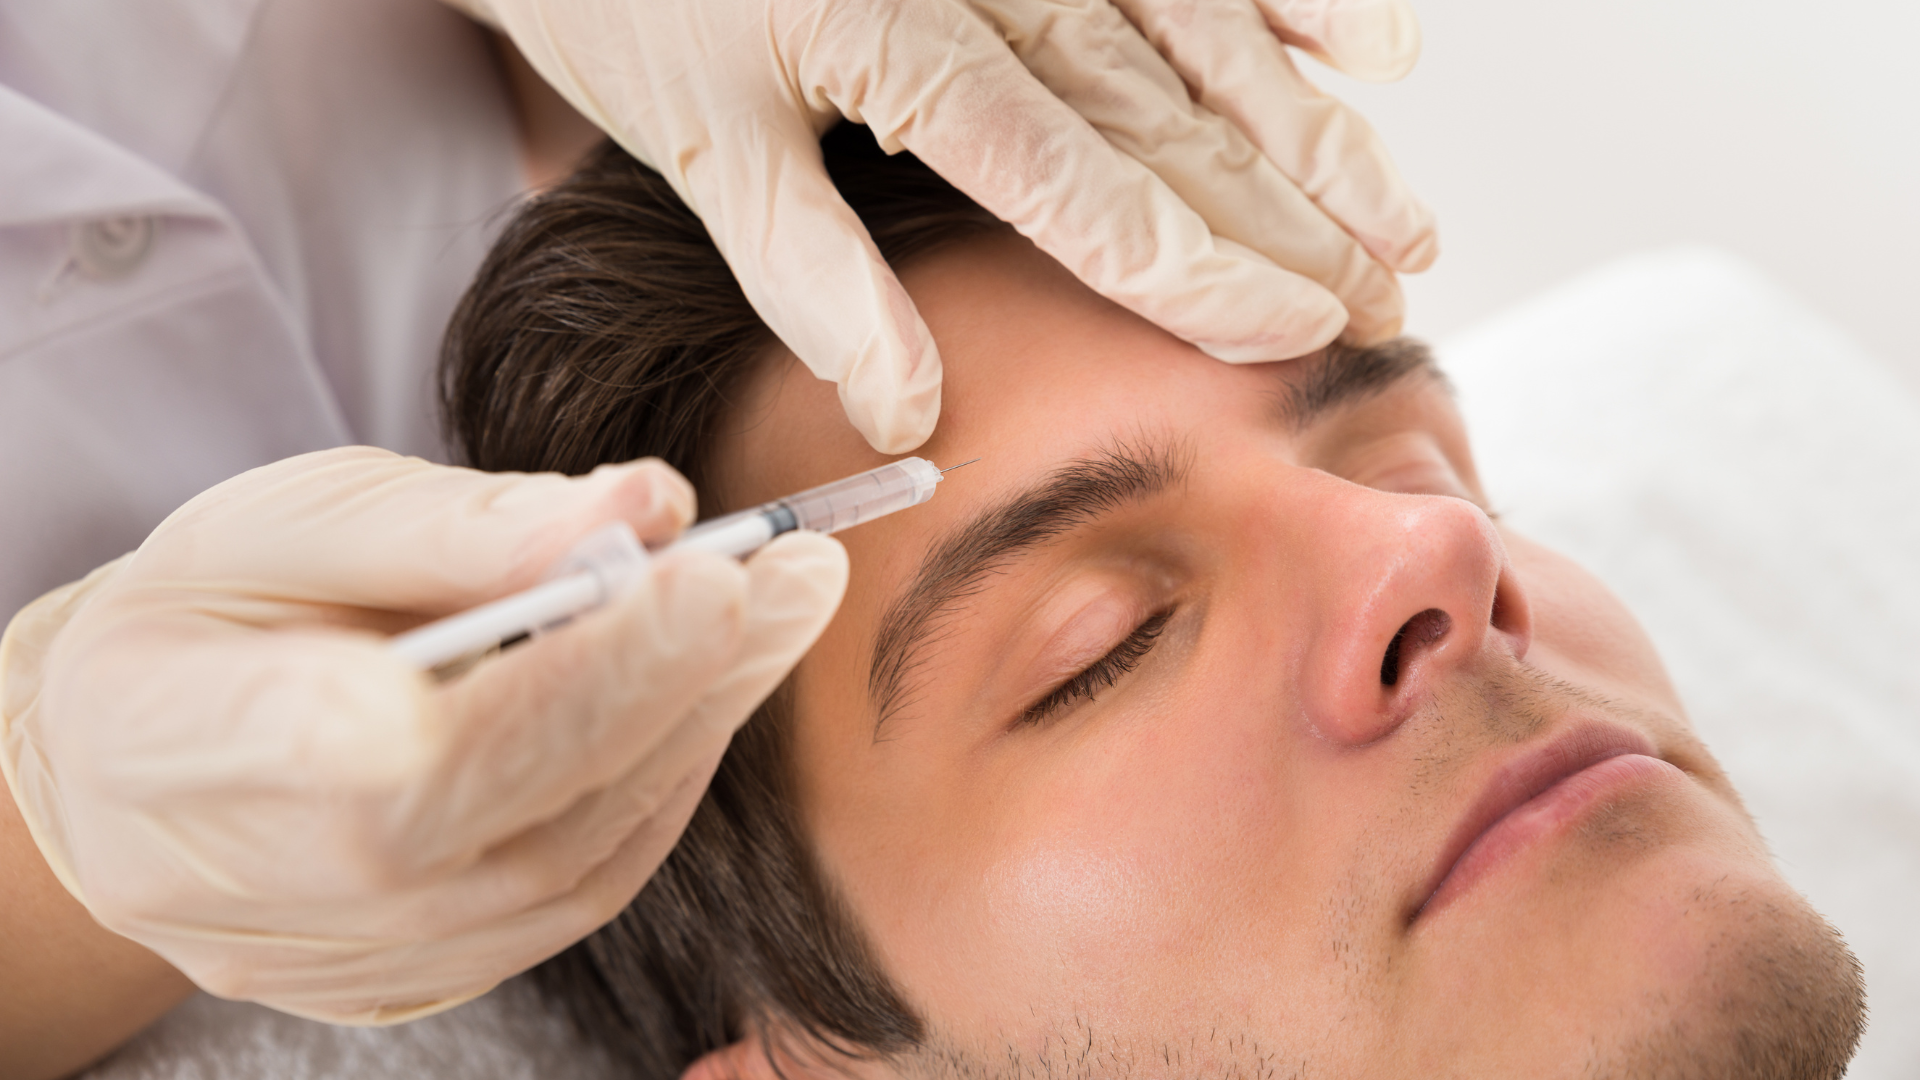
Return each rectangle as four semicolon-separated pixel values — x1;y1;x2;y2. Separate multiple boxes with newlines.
1419;753;1683;920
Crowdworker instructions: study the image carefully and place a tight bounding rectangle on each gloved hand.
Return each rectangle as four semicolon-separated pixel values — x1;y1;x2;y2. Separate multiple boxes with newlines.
450;0;1434;453
0;448;847;1024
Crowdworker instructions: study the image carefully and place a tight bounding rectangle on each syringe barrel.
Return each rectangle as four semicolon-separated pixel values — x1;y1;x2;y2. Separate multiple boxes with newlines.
776;457;942;535
394;459;953;671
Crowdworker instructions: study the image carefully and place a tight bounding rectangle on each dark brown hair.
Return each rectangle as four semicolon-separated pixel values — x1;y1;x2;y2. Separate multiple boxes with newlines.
440;127;1004;1079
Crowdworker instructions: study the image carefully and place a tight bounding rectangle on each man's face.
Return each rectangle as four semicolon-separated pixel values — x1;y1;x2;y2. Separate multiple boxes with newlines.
711;234;1860;1076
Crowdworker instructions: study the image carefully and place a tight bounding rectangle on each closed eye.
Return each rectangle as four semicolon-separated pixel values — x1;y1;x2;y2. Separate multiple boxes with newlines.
1018;610;1172;727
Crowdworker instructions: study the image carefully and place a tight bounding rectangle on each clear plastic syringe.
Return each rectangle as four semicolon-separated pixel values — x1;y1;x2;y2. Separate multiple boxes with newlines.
671;455;945;557
388;457;956;672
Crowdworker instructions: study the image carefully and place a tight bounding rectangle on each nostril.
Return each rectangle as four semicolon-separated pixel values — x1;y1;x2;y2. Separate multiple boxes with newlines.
1380;608;1451;686
1490;572;1523;636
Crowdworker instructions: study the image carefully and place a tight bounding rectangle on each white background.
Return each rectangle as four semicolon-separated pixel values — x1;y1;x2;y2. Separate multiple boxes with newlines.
1314;0;1920;388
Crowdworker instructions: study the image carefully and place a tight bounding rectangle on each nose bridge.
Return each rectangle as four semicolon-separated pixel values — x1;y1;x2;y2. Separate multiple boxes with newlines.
1285;476;1531;747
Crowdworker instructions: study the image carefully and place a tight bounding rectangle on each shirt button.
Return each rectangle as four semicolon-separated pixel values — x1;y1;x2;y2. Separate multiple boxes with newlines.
71;216;157;281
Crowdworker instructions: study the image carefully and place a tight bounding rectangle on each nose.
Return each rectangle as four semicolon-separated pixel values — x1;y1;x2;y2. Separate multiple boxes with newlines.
1287;474;1532;746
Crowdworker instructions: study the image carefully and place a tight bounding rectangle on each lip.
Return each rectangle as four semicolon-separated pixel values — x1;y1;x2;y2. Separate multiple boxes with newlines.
1412;722;1674;922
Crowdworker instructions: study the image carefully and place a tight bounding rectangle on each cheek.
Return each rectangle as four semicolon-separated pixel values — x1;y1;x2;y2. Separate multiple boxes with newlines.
1503;529;1682;713
898;669;1319;1027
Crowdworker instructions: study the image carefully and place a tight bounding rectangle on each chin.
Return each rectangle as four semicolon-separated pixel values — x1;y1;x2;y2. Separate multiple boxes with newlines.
1585;865;1865;1080
1405;816;1863;1078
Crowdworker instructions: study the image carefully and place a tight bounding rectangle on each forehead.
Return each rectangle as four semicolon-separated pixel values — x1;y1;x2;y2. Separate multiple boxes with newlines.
710;232;1442;517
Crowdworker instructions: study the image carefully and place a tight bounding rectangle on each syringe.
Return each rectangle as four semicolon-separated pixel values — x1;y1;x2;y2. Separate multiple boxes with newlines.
388;457;965;672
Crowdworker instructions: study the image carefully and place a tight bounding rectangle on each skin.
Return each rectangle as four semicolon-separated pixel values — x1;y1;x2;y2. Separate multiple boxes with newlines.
0;774;192;1080
487;28;604;191
697;232;1861;1078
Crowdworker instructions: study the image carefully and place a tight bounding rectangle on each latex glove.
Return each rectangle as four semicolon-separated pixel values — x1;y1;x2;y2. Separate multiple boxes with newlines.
0;448;847;1024
451;0;1434;454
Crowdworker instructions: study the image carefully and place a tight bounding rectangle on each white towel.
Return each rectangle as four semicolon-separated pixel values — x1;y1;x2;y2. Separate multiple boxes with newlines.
81;977;619;1080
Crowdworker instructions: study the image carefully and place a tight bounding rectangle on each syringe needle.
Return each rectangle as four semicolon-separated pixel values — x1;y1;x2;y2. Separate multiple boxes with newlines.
941;458;981;474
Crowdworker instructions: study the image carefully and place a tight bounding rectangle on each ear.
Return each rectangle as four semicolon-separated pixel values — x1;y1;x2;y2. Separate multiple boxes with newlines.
681;1033;889;1080
678;1037;811;1080
681;1040;775;1080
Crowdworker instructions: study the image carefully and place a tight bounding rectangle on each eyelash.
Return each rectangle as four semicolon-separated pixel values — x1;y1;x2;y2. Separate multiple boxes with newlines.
1019;610;1172;727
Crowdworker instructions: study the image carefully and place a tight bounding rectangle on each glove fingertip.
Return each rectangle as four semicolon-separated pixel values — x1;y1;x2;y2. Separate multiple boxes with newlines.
848;393;940;455
1318;0;1423;83
646;550;752;651
586;458;698;542
755;257;942;454
1341;311;1404;347
709;139;944;456
1193;286;1347;363
1390;225;1440;274
836;286;944;455
749;531;851;601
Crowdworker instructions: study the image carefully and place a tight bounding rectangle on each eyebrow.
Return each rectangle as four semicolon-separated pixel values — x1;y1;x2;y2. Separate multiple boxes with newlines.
865;340;1444;734
867;439;1193;732
1271;339;1444;432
